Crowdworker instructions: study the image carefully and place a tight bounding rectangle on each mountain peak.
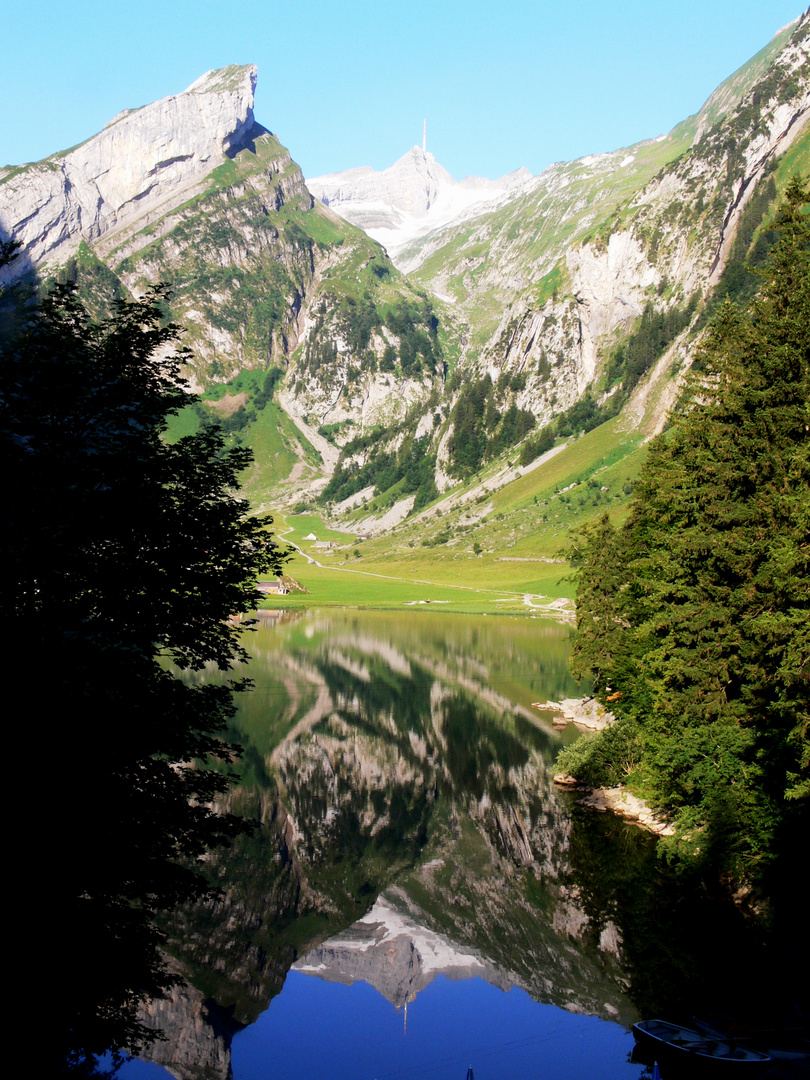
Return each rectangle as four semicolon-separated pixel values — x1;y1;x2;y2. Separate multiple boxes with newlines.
185;63;257;99
1;64;258;282
308;147;454;217
307;150;529;262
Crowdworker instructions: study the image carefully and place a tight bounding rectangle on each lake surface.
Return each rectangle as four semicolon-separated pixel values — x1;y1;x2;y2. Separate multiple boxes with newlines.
119;610;801;1080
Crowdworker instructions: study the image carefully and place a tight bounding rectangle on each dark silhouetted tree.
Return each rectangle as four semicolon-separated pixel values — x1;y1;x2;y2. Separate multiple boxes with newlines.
1;283;288;1074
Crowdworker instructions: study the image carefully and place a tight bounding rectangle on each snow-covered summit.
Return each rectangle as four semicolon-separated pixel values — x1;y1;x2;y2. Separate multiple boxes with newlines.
307;148;531;264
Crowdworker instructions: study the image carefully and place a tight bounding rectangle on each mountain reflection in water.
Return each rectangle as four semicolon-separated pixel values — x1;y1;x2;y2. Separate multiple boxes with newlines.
121;611;801;1080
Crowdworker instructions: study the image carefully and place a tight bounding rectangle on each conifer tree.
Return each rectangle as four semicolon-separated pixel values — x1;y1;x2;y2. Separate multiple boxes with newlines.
561;179;809;877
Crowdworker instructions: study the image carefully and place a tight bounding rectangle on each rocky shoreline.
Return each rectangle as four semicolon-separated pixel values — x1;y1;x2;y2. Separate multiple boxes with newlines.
552;773;675;837
534;696;674;838
532;696;615;731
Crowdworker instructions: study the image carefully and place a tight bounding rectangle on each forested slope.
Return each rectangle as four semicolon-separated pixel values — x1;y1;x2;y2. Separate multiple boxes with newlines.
557;181;809;884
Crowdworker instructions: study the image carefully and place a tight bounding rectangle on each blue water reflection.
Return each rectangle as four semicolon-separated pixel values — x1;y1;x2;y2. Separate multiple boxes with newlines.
231;972;641;1080
118;971;642;1080
116;1060;174;1079
117;612;793;1080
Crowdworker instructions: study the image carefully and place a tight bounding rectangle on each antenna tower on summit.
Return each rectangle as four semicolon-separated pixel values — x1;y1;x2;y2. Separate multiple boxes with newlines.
423;119;426;155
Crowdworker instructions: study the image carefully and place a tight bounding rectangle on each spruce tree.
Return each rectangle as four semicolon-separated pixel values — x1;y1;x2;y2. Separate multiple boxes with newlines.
562;179;809;877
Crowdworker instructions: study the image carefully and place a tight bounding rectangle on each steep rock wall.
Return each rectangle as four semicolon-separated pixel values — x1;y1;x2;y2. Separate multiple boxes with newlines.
468;15;810;435
0;65;257;283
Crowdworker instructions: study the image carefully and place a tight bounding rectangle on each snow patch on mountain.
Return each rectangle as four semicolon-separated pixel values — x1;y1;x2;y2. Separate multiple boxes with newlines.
307;147;531;264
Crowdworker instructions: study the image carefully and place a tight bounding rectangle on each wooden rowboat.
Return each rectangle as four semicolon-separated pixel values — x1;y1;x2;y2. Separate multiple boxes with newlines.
692;1017;810;1063
632;1019;773;1073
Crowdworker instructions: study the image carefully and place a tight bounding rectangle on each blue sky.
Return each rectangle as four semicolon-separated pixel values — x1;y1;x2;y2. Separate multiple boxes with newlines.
2;1;804;181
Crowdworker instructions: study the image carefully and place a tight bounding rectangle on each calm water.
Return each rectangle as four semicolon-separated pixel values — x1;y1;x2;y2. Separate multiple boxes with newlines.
118;610;800;1080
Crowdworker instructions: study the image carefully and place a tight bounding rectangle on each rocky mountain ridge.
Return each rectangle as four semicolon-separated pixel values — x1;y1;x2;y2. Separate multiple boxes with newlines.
292;894;497;1006
1;16;808;535
0;66;258;280
1;62;447;464
323;12;809;513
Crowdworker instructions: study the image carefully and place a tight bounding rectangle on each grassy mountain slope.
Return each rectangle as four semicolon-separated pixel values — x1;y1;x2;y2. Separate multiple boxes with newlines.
309;15;808;568
151;18;809;614
680;14;801;140
406;132;690;344
5;22;808;608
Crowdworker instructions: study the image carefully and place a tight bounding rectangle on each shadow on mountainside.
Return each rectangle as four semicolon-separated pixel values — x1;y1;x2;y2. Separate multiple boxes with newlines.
0;220;38;345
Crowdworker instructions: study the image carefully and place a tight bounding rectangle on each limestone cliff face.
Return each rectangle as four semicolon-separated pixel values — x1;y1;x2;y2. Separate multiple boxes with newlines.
403;13;810;466
138;967;240;1080
284;315;437;433
107;124;319;386
553;14;809;434
565;232;660;393
0;66;257;282
0;64;440;447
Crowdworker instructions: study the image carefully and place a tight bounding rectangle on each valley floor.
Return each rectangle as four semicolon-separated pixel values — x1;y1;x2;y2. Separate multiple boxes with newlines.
262;538;575;618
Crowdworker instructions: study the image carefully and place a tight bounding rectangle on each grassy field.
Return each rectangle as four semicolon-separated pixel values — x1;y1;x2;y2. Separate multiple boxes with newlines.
266;549;571;615
256;410;653;614
241;402;319;508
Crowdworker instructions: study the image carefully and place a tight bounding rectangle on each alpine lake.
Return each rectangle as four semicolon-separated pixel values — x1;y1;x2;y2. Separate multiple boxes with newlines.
119;609;804;1080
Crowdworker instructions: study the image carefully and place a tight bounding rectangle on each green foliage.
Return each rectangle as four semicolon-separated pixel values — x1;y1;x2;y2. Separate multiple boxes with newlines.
46;242;128;320
370;258;390;279
115;160;320;378
342;294;380;355
567;514;637;695
317;421;351;444
555;390;615;438
0;284;288;1070
609;298;697;392
519;427;555;466
384;299;440;376
196;367;285;439
447;376;491;477
556;713;643;788
423;526;453;547
561;180;810;882
300;318;339;380
298;290;441;392
322;424;438;510
709;170;780;313
445;364;540;477
412;470;439;512
487;402;536;457
253;366;285;409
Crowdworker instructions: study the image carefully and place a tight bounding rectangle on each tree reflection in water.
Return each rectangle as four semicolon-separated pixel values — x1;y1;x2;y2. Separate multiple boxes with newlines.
129;611;803;1080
